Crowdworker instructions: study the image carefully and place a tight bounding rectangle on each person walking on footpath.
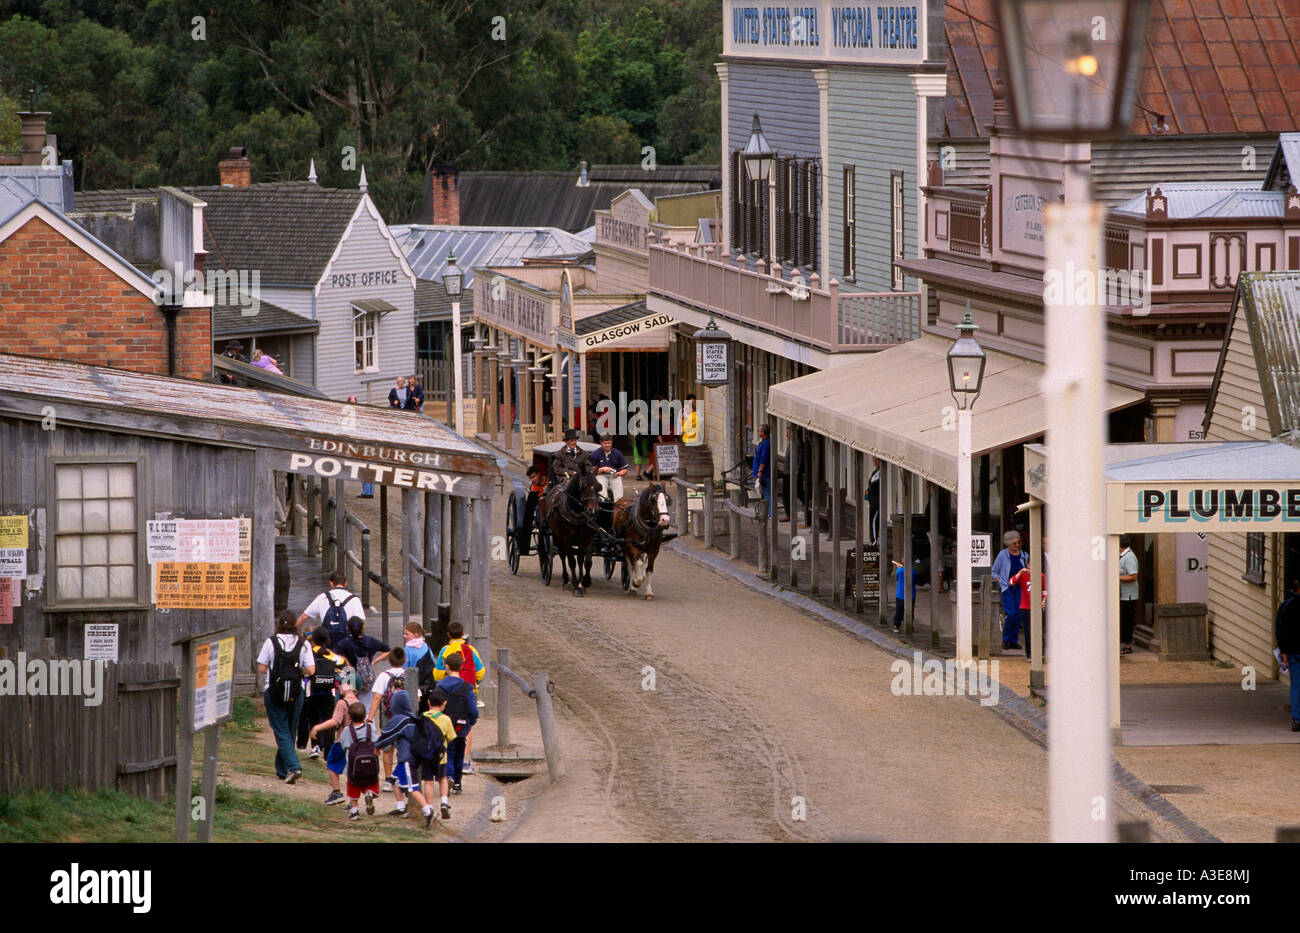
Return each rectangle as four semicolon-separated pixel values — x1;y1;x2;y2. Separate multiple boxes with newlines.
1119;534;1140;655
335;617;390;718
369;646;407;791
890;560;917;632
1275;580;1300;731
435;653;479;795
257;611;315;784
752;424;771;502
297;571;364;649
421;688;459;818
298;628;346;757
308;680;360;805
991;531;1028;650
434;621;485;777
338;703;381;821
375;689;440;828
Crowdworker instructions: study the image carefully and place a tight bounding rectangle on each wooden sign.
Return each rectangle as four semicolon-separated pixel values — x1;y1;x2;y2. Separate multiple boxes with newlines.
845;547;880;601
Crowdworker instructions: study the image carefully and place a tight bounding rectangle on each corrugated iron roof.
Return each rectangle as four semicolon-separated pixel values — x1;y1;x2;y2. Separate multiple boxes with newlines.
392;225;591;289
573;300;649;336
1265;132;1300;190
0;164;74;216
1242;271;1300;435
1113;181;1268;217
944;0;1300;139
0;351;495;463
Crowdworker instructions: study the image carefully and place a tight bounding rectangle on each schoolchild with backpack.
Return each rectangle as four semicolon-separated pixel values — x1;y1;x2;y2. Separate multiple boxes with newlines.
256;611;316;783
375;689;442;829
369;646;407;790
337;702;381;821
297;571;365;650
308;680;360;806
299;629;346;757
436;652;479;795
335;617;390;719
420;688;459;817
434;622;486;775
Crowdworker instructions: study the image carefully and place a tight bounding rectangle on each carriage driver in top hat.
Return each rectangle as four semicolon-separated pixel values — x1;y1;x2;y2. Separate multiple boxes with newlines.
548;428;591;488
590;434;629;503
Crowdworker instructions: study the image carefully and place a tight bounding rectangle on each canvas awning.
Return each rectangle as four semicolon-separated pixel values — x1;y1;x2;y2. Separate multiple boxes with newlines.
767;333;1146;492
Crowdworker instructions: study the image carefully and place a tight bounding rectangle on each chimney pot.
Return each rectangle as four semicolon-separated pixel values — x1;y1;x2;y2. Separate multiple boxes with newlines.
17;111;51;167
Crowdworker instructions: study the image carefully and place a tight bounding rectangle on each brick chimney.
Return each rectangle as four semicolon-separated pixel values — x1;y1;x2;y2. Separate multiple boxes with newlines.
218;146;252;188
18;111;51;166
431;164;459;224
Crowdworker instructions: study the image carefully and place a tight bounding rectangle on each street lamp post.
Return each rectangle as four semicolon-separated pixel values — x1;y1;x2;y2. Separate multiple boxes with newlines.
946;303;986;666
742;113;777;270
994;0;1151;843
440;252;465;436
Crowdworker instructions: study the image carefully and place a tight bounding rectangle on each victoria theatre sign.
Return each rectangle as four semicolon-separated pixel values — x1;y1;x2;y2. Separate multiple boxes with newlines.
724;0;925;64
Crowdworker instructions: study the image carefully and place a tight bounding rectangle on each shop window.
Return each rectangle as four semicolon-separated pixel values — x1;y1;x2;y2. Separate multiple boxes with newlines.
354;308;378;372
52;461;140;605
1245;532;1265;585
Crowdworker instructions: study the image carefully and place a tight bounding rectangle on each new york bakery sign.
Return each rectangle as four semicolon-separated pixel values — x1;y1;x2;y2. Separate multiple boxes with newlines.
725;0;924;64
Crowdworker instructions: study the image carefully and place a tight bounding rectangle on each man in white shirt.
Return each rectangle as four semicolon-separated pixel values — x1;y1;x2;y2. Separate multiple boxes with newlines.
297;571;365;647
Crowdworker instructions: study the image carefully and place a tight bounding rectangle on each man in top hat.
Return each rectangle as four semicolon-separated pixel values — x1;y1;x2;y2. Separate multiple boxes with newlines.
223;340;248;363
549;428;589;487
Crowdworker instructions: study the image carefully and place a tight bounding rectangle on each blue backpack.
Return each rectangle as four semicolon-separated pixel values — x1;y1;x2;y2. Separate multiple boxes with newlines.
321;591;358;647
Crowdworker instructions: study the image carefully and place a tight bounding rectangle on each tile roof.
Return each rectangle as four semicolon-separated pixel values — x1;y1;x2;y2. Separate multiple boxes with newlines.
74;182;365;286
944;0;1300;138
212;297;318;338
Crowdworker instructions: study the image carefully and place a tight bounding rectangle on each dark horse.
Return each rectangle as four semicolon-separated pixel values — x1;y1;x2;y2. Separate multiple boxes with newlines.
540;465;600;596
612;483;671;600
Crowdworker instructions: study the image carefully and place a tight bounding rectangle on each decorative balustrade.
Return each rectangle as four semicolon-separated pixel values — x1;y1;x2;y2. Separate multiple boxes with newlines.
647;234;921;352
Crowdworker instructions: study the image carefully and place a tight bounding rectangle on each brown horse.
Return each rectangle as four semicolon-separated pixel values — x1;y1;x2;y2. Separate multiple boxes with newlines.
540;465;600;596
613;483;671;599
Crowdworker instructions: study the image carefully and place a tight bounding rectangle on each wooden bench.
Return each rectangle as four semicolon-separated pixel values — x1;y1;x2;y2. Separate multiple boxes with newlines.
814;481;859;534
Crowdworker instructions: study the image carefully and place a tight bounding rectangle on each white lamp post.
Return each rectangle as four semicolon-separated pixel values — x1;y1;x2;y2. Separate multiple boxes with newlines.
441;252;465;436
742;113;777;269
994;0;1151;843
947;302;986;666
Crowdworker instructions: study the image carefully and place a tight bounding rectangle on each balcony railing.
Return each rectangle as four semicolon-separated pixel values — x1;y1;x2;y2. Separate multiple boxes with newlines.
949;201;983;257
648;235;921;352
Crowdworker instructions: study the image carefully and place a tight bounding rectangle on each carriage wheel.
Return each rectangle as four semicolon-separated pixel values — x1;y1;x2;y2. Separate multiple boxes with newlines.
620;558;630;592
538;529;553;585
506;496;521;575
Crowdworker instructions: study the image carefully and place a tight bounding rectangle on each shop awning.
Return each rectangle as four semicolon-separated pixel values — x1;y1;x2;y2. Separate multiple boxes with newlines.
767;333;1146;492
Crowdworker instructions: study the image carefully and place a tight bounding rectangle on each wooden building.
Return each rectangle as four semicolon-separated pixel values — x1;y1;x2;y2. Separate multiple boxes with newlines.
0;352;499;692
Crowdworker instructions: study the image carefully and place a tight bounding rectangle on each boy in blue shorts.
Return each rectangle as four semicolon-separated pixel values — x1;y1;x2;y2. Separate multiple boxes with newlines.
375;689;439;828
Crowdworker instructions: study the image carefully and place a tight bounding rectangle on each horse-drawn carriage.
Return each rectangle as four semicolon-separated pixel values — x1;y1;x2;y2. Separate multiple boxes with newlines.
506;440;674;597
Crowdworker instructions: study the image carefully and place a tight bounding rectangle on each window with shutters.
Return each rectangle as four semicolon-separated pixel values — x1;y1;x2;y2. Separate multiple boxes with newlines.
891;170;905;290
731;151;821;271
843;164;856;282
1245;532;1265;585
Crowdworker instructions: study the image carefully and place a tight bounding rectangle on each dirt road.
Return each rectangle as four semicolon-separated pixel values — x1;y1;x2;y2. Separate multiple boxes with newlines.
482;489;1050;842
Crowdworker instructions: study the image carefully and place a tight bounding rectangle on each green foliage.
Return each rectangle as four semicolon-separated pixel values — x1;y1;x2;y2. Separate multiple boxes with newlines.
0;0;721;218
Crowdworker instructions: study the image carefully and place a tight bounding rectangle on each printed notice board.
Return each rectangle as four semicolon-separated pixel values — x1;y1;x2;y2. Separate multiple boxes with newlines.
193;635;236;731
655;444;680;477
155;562;251;609
0;514;28;548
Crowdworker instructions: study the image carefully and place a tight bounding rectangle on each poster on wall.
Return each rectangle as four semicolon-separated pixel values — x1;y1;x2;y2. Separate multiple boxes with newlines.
0;514;28;548
84;623;119;661
193;635;237;732
154;562;251;609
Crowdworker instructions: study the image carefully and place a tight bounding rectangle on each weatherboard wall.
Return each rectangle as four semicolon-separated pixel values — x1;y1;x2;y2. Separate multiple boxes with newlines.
726;62;823;162
827;67;917;293
312;202;417;401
